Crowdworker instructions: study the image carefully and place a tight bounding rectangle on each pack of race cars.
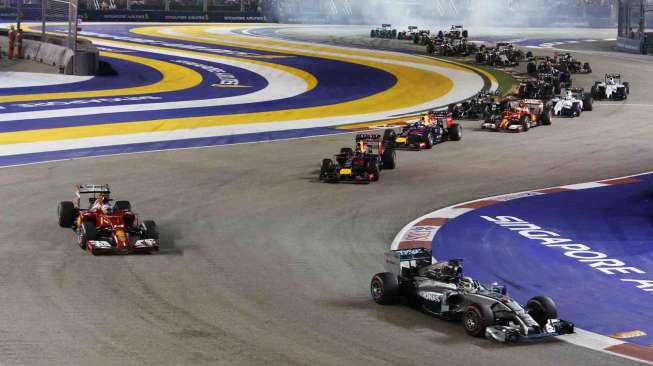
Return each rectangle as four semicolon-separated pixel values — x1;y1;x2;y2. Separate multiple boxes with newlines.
343;30;630;180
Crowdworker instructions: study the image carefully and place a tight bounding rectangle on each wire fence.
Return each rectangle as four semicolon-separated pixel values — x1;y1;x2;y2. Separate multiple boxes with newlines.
41;0;78;50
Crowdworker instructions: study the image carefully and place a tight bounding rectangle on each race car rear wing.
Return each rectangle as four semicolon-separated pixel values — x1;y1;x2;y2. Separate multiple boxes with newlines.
355;134;381;141
75;184;111;206
384;248;432;277
76;184;110;195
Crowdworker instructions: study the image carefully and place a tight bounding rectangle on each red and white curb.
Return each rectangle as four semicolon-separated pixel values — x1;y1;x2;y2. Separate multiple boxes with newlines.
390;172;653;365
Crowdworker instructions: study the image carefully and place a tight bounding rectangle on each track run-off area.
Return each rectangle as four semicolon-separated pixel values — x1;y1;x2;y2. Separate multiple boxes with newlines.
1;23;653;366
0;23;494;167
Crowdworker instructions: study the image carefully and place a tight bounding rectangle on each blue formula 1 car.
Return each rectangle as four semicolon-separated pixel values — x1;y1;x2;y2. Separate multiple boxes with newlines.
384;111;462;150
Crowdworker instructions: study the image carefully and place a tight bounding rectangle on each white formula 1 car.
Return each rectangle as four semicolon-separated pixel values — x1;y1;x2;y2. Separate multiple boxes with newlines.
591;74;629;100
552;92;582;117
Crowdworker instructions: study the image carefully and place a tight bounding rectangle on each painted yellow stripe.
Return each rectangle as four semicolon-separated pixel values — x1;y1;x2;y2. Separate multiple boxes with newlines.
610;330;647;339
74;37;319;94
0;25;460;144
132;25;474;74
180;24;499;89
0;51;204;103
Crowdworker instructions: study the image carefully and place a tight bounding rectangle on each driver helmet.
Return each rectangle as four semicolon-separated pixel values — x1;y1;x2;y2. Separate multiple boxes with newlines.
101;203;113;215
459;276;476;291
357;140;367;153
518;101;526;110
93;193;107;209
566;90;573;99
441;260;463;281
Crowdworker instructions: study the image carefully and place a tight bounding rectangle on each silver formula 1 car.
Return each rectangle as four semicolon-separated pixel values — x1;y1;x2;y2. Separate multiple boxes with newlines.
370;248;574;342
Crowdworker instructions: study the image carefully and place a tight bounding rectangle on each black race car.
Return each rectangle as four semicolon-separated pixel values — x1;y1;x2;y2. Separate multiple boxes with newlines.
371;248;575;342
555;53;592;74
384;111;462;150
518;78;556;101
371;24;397;39
319;134;396;183
448;91;498;120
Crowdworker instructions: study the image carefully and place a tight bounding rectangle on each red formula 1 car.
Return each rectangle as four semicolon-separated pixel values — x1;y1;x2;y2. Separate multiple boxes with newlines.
57;184;159;255
482;99;552;132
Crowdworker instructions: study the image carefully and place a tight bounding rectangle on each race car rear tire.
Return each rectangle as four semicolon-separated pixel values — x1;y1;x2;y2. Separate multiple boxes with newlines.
541;110;552;126
462;304;494;337
370;272;399;305
527;296;558;328
114;200;131;212
381;148;396;170
383;129;397;147
527;62;536;74
591;85;601;100
449;123;462;141
79;221;97;250
340;147;354;157
142;220;159;240
583;95;593;111
58;201;76;228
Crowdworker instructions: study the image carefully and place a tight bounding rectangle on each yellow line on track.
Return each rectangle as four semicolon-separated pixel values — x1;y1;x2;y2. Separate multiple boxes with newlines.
0;51;203;103
0;25;465;144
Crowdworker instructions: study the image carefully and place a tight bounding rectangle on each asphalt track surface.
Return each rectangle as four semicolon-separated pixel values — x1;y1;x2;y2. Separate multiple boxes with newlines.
0;25;651;365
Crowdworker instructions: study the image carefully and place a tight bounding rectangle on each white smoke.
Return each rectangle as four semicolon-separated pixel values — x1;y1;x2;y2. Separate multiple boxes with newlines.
265;0;611;28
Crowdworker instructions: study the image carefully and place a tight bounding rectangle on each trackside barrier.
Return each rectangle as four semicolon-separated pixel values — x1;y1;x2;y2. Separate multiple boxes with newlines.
0;29;98;75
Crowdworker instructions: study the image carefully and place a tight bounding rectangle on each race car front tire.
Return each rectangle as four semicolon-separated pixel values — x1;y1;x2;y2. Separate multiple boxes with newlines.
527;296;558;328
449;124;462;141
368;161;380;181
79;221;97;250
142;220;159;240
521;116;530;131
370;272;399;305
58;201;76;228
319;159;335;180
463;304;494;337
624;82;630;95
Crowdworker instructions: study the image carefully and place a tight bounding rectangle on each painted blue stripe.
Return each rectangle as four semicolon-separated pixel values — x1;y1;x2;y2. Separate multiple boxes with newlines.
431;176;653;346
0;51;269;113
0;56;163;96
0;53;396;132
0;127;343;167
